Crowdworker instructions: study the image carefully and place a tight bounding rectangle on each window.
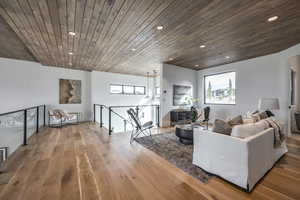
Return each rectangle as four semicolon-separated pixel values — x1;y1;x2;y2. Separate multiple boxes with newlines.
135;86;146;95
110;84;123;94
110;84;145;95
204;72;236;105
123;85;134;94
155;87;160;96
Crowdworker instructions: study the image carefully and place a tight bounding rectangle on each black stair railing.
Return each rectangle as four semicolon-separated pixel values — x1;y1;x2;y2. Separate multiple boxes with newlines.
94;104;160;135
0;105;46;146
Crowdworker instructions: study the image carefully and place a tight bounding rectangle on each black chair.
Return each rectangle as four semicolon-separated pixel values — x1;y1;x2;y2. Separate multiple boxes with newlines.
127;108;154;143
202;106;210;129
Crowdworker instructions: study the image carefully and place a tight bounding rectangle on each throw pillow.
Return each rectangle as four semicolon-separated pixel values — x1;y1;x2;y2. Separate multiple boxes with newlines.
265;110;274;117
228;115;243;126
212;119;232;135
259;111;268;120
251;113;260;122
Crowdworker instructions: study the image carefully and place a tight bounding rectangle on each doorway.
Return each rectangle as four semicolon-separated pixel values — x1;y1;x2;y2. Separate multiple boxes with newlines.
288;55;300;134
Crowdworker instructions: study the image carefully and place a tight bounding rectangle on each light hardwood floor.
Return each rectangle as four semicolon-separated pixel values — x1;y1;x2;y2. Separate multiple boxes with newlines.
0;123;299;200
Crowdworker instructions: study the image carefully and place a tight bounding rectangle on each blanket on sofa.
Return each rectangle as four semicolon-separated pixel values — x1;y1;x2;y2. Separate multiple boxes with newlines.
264;118;285;148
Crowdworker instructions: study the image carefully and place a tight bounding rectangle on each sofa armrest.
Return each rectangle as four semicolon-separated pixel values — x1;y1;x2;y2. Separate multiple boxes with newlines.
193;127;249;188
244;128;275;190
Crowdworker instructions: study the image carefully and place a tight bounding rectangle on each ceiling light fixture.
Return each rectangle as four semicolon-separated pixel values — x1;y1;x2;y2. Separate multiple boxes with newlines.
69;52;74;55
200;45;206;48
268;16;278;22
169;57;174;61
131;48;136;51
195;64;199;67
225;56;230;59
68;31;76;36
157;25;164;30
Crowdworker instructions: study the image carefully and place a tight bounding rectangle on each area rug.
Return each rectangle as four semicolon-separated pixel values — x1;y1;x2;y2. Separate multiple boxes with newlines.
135;132;213;183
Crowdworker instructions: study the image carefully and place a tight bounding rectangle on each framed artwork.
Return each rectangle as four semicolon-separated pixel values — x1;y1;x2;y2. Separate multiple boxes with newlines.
173;85;192;106
204;72;236;105
59;79;82;104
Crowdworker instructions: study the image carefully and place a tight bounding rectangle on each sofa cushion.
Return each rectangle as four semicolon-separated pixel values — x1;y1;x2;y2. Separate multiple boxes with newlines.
228;115;243;126
231;120;268;138
212;119;232;135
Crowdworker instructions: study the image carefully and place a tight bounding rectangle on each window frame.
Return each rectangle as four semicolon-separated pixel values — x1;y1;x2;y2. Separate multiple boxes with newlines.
123;85;135;95
204;71;236;105
110;84;123;94
134;86;146;95
155;87;160;97
109;84;146;95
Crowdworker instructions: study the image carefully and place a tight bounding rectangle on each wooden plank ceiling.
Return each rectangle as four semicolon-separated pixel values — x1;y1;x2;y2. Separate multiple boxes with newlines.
0;15;35;62
0;0;300;76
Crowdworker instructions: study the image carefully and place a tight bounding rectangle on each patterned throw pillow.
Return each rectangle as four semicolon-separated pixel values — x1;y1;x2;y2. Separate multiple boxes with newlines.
212;119;232;135
259;111;268;120
228;115;243;126
251;113;260;122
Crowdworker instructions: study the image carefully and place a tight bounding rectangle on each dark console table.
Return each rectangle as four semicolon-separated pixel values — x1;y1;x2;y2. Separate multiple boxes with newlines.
170;109;192;126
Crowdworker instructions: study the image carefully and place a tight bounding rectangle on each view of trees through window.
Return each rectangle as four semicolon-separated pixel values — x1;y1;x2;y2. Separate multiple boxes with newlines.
204;72;236;104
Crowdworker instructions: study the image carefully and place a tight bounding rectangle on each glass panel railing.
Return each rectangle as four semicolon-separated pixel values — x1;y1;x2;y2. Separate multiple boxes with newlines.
111;111;127;133
27;109;37;140
38;106;44;129
111;107;134;133
93;104;159;135
95;105;101;124
0;111;24;157
0;105;46;160
102;106;109;130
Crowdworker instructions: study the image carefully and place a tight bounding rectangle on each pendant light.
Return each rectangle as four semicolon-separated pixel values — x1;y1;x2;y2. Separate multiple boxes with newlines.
146;72;150;98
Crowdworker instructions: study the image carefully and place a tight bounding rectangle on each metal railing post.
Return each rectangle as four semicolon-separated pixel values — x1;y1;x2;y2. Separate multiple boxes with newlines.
36;106;39;133
23;110;27;145
93;104;96;123
124;119;127;132
156;105;160;127
43;105;46;127
109;107;112;135
100;105;103;127
135;106;139;117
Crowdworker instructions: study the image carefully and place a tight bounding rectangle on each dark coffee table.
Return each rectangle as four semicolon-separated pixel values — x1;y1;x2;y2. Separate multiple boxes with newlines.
175;124;194;144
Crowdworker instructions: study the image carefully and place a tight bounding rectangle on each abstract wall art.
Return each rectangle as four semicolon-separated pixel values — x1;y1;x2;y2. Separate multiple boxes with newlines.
173;85;192;106
59;79;82;104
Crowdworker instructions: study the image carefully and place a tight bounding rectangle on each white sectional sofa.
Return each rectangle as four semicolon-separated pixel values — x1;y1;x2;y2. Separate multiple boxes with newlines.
192;126;288;191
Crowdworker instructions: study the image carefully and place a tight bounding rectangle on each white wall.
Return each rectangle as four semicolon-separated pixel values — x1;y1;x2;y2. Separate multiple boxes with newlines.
91;71;158;132
91;71;155;106
160;63;198;127
197;43;300;134
0;58;92;121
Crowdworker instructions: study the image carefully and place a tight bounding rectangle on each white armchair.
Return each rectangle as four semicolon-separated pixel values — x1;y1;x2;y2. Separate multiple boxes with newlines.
48;109;79;127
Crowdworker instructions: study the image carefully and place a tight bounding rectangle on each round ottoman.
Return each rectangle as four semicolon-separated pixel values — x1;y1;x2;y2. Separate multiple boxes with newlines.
175;124;193;144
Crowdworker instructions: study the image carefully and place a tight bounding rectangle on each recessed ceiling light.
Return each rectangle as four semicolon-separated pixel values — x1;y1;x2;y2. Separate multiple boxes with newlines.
69;52;74;55
268;16;278;22
68;31;76;36
169;57;174;61
225;56;230;59
69;62;72;65
200;45;206;48
195;64;199;67
131;48;136;51
157;26;164;30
